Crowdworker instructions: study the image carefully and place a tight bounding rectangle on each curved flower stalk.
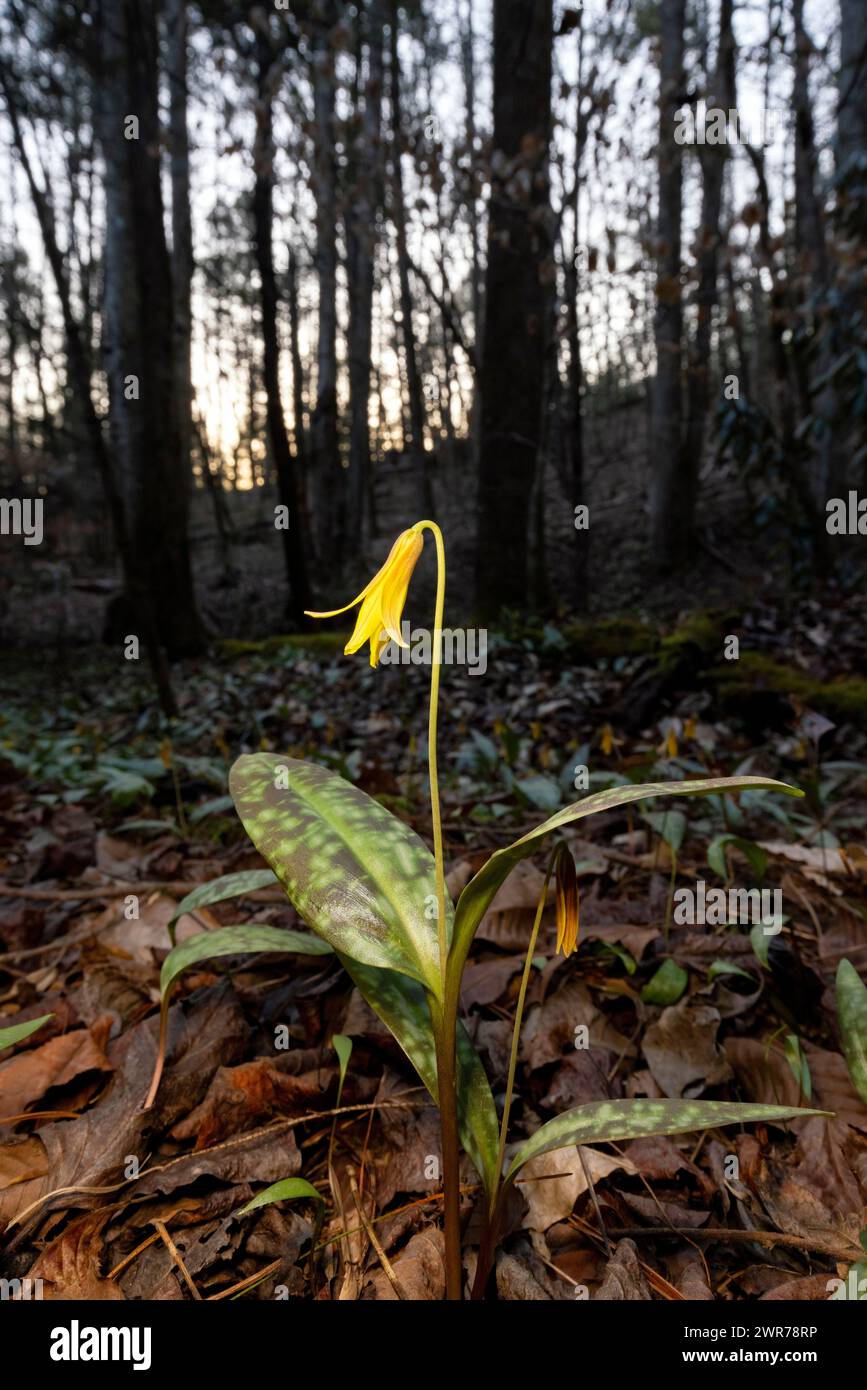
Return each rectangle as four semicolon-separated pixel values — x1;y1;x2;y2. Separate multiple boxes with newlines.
146;522;827;1301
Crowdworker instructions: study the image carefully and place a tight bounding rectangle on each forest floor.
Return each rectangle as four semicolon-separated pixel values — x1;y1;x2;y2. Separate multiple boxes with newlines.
0;591;866;1300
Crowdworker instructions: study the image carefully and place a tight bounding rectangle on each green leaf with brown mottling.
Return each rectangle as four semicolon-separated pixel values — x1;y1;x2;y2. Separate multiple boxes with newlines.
167;869;279;944
343;956;499;1196
506;1098;828;1182
230;754;448;995
160;924;332;1002
837;959;867;1106
449;776;803;990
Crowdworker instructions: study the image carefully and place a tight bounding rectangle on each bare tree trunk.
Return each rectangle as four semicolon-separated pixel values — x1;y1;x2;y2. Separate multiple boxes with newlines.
287;247;312;534
792;0;839;501
684;0;734;476
0;45;180;712
648;0;686;567
565;13;588;608
838;0;867;170
166;0;194;492
194;412;234;579
346;0;385;550
389;0;434;518
310;0;341;555
474;0;553;618
460;0;482;356
252;26;311;625
96;0;203;659
1;257;17;465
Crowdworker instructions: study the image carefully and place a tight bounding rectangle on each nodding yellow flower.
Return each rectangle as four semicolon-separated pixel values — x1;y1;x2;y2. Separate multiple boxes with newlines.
305;524;425;668
600;723;615;757
554;845;579;956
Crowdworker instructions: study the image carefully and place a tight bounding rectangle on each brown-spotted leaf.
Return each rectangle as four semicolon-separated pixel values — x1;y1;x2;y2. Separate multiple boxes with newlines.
449;776;803;986
230;755;446;994
506;1098;826;1181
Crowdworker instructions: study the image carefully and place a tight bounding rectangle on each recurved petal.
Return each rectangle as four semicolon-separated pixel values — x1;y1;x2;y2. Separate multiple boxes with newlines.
305;530;415;622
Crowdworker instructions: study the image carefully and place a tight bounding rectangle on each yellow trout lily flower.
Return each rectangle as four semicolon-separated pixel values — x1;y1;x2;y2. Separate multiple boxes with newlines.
305;524;425;667
554;845;579;956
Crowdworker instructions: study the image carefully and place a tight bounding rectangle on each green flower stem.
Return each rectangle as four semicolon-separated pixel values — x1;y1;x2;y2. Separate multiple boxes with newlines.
493;853;556;1208
471;853;556;1300
419;519;461;1301
419;519;448;976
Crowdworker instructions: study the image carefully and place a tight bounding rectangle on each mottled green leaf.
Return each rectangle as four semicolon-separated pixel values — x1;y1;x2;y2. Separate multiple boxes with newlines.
641;958;688;1005
708;833;767;881
160;924;332;1001
643;809;687;851
236;1178;323;1217
750;923;772;968
837;959;867;1106
506;1098;826;1181
0;1013;54;1051
342;957;499;1198
708;959;756;984
782;1033;812;1099
189;795;235;824
514;775;563;812
168;869;278;943
145;925;333;1113
230;755;447;995
449;777;802;990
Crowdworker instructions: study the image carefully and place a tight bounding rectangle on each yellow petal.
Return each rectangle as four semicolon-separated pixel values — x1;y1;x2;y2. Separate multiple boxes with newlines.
344;592;386;656
306;526;424;668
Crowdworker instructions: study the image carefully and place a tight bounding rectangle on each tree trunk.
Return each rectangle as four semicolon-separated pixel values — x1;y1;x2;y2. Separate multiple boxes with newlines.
287;247;312;534
792;0;839;501
166;0;194;493
0;46;180;712
461;0;482;358
684;0;734;476
565;14;588;608
252;28;311;625
474;0;553;618
838;0;867;171
389;0;434;518
96;0;202;659
346;0;385;549
310;0;341;556
648;0;686;567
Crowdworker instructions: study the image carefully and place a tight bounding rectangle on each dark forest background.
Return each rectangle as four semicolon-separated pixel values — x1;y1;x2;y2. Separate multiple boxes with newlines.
3;2;867;1310
0;0;865;668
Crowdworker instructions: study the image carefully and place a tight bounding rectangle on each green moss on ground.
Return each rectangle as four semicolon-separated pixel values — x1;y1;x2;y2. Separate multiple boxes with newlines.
217;632;348;659
561;616;657;659
712;651;867;724
658;609;738;673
